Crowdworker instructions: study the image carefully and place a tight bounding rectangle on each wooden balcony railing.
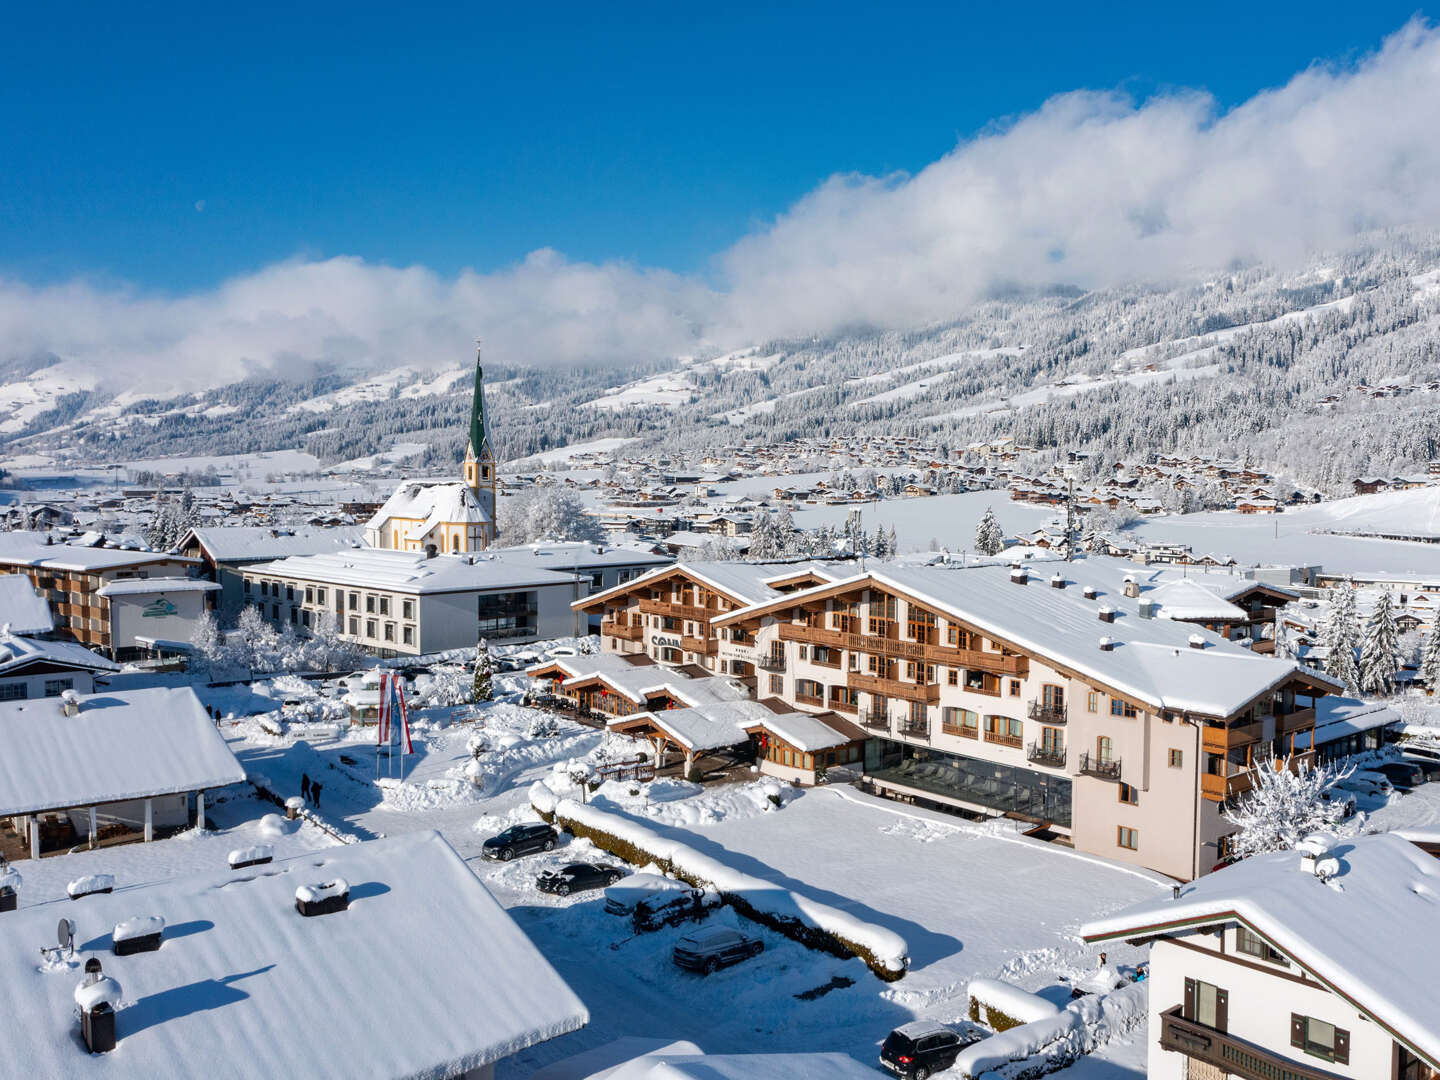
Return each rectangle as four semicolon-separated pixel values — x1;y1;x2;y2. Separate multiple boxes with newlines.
1027;701;1067;725
777;622;1028;676
638;598;714;623
847;672;941;704
1275;707;1316;734
1200;719;1263;754
984;730;1023;749
794;693;824;708
942;723;979;740
828;697;858;713
680;635;718;656
1201;751;1314;803
1158;1007;1346;1080
602;621;644;642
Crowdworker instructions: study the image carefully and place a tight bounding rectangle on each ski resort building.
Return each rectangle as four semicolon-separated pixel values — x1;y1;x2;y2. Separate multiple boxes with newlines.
1082;830;1440;1080
365;349;499;554
584;558;1339;880
0;831;588;1076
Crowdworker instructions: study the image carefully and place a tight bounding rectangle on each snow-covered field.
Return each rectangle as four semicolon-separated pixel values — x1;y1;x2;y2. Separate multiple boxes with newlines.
791;490;1053;553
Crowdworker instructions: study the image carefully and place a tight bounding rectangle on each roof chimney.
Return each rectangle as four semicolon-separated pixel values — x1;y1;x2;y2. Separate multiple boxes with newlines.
1010;568;1027;585
1082;585;1098;600
1050;574;1065;589
296;878;350;916
1099;636;1116;651
1098;605;1116;623
1137;598;1158;619
1122;575;1140;599
1188;634;1206;650
60;689;80;717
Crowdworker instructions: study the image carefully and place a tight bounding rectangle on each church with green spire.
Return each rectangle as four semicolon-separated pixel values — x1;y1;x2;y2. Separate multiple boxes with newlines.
363;345;497;554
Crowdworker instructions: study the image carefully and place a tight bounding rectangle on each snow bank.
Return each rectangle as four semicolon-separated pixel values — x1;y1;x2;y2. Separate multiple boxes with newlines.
954;982;1147;1079
967;978;1061;1031
539;794;909;980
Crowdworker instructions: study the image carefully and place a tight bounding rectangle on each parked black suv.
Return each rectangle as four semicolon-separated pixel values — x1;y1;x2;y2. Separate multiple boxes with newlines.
536;862;626;896
481;823;559;861
671;926;763;973
880;1020;964;1079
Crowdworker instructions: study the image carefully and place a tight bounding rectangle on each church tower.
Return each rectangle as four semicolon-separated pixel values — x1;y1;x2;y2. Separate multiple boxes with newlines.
462;343;498;545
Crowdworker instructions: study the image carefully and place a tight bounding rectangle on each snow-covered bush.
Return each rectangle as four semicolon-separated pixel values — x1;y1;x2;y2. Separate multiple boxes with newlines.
473;639;495;702
967;978;1061;1032
503;488;604;544
954;982;1147;1079
1223;752;1354;860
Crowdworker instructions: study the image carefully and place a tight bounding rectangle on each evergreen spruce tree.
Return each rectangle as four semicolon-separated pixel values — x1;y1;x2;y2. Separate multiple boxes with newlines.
975;507;1004;556
473;638;495;702
1322;582;1361;692
1359;591;1401;696
1420;615;1440;694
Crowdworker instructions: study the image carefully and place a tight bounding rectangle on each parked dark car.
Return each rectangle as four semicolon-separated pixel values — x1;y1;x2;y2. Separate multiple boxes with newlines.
1377;761;1426;790
536;862;627;896
481;823;559;861
880;1020;965;1079
633;885;705;932
671;926;763;974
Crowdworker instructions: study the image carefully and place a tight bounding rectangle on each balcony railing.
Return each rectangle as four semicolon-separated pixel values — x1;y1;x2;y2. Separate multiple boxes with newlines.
1027;701;1068;725
984;730;1023;749
1274;707;1316;734
638;597;713;623
828;697;858;713
1158;1007;1346;1080
777;622;1028;676
1200;750;1315;803
1200;719;1263;754
794;693;824;708
848;672;941;704
601;621;644;642
680;635;718;655
757;653;786;672
857;710;891;731
897;720;930;740
1026;742;1067;768
1078;751;1122;780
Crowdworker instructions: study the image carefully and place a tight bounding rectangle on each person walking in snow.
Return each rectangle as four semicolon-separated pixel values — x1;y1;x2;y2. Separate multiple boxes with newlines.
301;773;311;803
310;781;322;808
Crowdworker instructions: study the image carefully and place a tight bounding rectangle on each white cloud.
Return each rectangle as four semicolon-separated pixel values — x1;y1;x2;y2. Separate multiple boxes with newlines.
5;19;1440;392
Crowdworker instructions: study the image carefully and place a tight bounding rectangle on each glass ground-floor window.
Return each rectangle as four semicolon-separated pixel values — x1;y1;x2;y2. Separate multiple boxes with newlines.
863;739;1071;825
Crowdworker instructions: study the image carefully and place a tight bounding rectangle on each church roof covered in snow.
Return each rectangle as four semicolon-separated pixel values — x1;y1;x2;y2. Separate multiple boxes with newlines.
366;481;493;536
0;831;588;1078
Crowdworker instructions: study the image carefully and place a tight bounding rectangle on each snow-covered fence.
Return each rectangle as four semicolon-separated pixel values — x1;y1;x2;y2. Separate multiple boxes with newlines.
967;978;1061;1032
532;784;909;981
954;982;1147;1079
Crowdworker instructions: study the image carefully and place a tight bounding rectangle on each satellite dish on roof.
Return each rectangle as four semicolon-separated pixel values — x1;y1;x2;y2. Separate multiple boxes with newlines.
58;918;76;955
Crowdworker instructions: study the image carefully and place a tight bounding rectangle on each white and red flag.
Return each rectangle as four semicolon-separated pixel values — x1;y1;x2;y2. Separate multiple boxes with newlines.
377;673;414;754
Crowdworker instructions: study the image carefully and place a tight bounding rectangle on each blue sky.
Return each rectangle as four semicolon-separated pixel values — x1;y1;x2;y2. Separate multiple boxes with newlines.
2;1;1429;290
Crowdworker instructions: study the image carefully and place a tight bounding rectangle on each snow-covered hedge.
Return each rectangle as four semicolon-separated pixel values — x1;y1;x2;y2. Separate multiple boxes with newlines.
967;978;1061;1032
533;787;909;981
954;982;1147;1079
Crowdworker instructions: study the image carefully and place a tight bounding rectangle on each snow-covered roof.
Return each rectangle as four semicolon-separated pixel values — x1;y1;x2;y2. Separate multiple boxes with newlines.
0;573;53;634
1296;696;1401;748
583;1051;879;1079
246;547;581;595
367;480;493;535
0;633;121;678
491;542;670;574
718;561;1337;718
614;699;780;752
181;525;365;564
1144;578;1247;622
534;654;748;707
748;708;855;752
0;686;245;815
0;831;588;1077
0;532;195;572
1081;831;1440;1065
96;576;220;597
575;560;846;612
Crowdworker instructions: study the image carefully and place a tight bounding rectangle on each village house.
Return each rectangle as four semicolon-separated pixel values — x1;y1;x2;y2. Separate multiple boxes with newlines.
1082;830;1440;1080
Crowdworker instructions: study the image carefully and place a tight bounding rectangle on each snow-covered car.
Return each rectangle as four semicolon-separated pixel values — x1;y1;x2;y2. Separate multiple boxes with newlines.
480;823;559;861
633;884;706;932
535;862;627;897
1404;744;1440;767
880;1020;966;1079
671;926;763;974
602;872;692;917
1334;773;1392;798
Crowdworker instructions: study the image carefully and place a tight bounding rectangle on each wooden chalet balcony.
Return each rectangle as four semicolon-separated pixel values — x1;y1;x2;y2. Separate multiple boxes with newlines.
1200;718;1263;754
984;730;1023;749
1202;751;1315;803
1027;701;1067;725
777;623;1028;676
601;621;643;642
828;696;858;713
1078;751;1122;781
1274;707;1316;734
680;635;718;656
1026;742;1067;768
1158;1007;1346;1080
638;597;713;623
794;693;824;708
847;672;941;704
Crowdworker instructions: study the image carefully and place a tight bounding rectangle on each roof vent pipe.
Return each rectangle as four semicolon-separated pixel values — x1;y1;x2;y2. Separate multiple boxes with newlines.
1099;636;1116;652
1082;585;1098;600
60;689;80;718
1188;634;1206;650
1010;568;1027;585
1050;574;1065;590
1098;606;1116;623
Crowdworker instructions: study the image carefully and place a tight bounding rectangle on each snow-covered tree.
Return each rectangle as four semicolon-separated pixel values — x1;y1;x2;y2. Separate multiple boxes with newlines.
306;610;360;672
230;604;279;676
188;609;226;679
1359;591;1401;696
1223;752;1355;860
473;638;495;702
1321;582;1361;692
1419;615;1440;693
975;507;1005;556
504;488;604;545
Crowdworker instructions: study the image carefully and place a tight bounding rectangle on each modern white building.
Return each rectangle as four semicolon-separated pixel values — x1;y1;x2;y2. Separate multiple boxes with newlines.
176;524;366;617
0;831;587;1076
95;576;220;658
1082;830;1440;1080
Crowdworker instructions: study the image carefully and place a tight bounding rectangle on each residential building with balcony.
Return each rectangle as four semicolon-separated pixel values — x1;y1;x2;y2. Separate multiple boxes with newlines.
240;547;584;656
708;561;1338;880
1082;830;1440;1080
